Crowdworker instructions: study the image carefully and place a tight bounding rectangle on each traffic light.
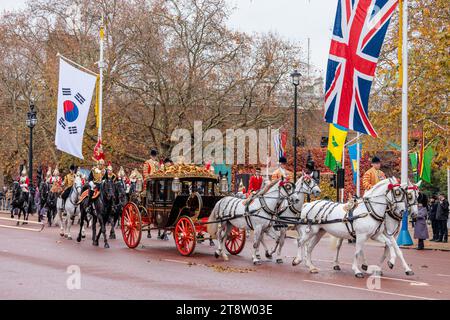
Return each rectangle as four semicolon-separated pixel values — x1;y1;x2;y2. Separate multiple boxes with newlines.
330;174;336;188
312;170;320;183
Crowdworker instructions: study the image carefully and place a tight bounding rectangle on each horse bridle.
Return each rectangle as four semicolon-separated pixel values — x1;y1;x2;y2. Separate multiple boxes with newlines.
363;182;406;222
288;176;319;216
257;182;296;216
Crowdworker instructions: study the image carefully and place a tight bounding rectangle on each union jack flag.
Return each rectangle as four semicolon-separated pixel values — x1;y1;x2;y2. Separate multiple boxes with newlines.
324;0;398;137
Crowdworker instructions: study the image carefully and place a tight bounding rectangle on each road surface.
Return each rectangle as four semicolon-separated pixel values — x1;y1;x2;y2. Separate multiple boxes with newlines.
0;213;449;300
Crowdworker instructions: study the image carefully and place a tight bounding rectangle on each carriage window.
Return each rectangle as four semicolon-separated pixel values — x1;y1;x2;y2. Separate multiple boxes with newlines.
208;182;215;196
181;182;191;195
195;181;205;195
165;180;174;202
156;181;165;201
146;181;154;202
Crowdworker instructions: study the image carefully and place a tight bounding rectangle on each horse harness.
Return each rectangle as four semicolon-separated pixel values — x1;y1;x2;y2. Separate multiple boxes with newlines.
216;184;294;230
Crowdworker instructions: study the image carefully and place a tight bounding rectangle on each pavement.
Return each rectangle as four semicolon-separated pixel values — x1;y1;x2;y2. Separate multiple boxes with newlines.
400;224;450;251
1;212;450;300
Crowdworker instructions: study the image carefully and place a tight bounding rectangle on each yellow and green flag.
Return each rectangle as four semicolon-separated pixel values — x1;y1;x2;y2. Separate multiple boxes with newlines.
420;146;434;183
409;135;434;183
324;124;348;172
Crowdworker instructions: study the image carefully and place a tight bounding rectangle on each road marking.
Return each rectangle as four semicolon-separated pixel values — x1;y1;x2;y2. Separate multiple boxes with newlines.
436;274;450;277
380;276;429;286
162;259;190;265
303;280;435;300
306;258;429;286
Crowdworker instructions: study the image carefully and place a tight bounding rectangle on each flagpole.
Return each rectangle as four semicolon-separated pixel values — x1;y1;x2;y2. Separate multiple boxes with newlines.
98;15;105;139
397;0;414;247
400;0;408;184
266;126;271;183
356;132;361;197
340;144;345;202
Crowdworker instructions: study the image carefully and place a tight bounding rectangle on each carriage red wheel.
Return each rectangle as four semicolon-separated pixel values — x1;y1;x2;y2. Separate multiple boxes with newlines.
174;216;196;256
121;203;142;249
225;227;246;255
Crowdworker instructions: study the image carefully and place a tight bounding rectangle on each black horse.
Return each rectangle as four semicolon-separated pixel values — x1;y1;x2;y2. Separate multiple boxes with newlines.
77;179;114;248
46;190;59;227
110;179;127;239
10;181;30;225
38;181;50;223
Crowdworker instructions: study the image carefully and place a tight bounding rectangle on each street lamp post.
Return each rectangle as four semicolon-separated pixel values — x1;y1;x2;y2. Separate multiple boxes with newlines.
291;69;301;183
26;104;37;186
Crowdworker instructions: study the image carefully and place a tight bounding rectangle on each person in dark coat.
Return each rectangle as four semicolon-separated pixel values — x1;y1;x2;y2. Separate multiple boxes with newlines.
414;193;429;250
429;195;439;241
436;194;449;242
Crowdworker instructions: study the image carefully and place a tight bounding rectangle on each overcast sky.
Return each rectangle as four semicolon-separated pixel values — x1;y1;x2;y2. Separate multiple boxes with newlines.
0;0;337;74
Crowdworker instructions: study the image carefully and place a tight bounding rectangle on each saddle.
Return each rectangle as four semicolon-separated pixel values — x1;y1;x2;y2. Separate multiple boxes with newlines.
343;198;360;217
78;189;100;204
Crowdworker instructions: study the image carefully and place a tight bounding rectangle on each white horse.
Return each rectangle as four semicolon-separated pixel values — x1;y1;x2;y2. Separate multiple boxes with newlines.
375;180;420;275
207;180;300;265
294;178;407;277
261;174;322;264
56;175;84;240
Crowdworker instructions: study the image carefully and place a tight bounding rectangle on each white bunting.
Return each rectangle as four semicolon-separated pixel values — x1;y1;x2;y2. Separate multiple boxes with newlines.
55;58;97;159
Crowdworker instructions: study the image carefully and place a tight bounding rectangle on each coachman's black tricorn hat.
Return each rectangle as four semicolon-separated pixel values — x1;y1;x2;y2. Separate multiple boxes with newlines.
150;148;158;157
371;156;381;164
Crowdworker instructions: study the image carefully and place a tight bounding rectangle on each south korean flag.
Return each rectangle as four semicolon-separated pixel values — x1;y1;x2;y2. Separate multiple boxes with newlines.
55;58;97;159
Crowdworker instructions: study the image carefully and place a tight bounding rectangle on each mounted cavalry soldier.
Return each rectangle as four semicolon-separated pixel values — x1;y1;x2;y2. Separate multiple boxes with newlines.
45;167;52;184
271;156;293;182
61;164;77;207
88;159;106;199
50;167;63;194
19;167;30;193
104;161;116;181
117;166;129;190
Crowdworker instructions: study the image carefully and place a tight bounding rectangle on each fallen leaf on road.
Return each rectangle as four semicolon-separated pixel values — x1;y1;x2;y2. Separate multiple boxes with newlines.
207;264;256;273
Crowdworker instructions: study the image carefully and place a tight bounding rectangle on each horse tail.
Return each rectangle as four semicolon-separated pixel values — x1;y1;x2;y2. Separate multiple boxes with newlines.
207;200;221;239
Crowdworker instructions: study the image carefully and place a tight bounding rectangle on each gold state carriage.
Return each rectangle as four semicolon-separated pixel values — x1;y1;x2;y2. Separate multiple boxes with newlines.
121;164;246;256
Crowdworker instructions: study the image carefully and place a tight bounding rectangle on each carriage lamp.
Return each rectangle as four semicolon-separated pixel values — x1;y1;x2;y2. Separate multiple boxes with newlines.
219;176;229;193
172;177;181;194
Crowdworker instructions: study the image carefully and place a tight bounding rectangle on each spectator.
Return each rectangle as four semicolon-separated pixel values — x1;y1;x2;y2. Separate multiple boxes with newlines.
414;193;429;250
436;193;449;242
429;195;439;241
